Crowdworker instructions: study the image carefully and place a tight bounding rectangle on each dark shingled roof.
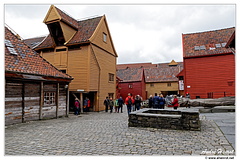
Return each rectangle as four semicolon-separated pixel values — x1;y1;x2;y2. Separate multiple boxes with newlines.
182;27;235;58
23;36;46;49
5;26;72;80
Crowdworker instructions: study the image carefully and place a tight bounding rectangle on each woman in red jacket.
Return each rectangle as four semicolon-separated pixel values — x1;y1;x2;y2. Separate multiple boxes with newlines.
172;95;179;110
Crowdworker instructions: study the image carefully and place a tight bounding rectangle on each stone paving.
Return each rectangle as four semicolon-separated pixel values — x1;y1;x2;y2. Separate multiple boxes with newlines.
5;107;235;156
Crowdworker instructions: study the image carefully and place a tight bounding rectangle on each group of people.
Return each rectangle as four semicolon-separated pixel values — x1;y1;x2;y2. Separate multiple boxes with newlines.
74;92;189;116
104;93;143;115
149;93;180;110
104;96;124;113
74;97;91;115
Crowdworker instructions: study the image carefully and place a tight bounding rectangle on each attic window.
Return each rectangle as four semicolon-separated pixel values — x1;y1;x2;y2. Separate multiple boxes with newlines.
103;32;107;42
194;46;200;51
5;39;17;55
199;45;206;50
221;43;227;47
215;44;221;48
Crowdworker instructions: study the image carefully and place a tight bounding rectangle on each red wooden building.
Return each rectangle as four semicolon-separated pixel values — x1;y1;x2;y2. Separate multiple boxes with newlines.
116;66;146;100
181;27;235;99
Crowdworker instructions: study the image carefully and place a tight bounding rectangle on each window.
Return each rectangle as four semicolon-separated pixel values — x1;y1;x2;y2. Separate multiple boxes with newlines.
44;92;56;105
109;73;114;82
128;84;133;89
108;93;114;99
103;33;107;42
5;39;17;55
167;83;171;87
150;83;154;87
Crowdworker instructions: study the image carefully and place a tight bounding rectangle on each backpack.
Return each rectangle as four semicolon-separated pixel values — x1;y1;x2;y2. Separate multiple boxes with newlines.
128;97;132;105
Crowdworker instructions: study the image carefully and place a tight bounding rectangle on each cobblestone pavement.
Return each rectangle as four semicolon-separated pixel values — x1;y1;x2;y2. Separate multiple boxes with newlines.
5;107;235;156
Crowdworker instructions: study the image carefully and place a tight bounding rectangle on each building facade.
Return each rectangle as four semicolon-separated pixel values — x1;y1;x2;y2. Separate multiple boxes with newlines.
181;27;235;99
30;5;118;111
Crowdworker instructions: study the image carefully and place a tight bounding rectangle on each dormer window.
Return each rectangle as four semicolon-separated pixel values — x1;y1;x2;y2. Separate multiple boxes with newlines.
47;22;65;46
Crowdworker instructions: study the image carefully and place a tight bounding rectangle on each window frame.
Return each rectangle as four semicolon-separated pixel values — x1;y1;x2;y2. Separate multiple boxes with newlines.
44;92;56;106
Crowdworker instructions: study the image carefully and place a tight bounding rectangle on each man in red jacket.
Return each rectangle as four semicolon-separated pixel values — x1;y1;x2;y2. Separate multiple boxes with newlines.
125;93;135;115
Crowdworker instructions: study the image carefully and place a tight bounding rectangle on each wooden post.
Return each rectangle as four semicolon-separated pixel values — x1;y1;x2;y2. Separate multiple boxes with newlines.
56;83;59;118
80;92;83;113
66;85;69;117
22;83;25;123
39;82;43;120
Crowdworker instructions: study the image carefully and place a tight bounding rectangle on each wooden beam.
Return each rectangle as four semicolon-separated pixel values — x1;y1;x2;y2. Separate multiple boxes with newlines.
56;83;59;118
39;82;43;120
22;83;25;123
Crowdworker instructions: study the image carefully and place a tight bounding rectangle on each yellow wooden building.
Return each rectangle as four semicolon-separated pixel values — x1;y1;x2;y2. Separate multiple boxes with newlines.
144;60;183;98
33;5;118;111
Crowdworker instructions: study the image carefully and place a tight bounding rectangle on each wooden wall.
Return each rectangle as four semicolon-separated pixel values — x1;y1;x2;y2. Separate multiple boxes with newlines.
5;80;68;126
184;54;235;99
146;81;179;98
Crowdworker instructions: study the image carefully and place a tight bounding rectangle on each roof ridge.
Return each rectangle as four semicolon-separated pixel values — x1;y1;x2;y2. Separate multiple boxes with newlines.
77;15;103;22
183;27;235;35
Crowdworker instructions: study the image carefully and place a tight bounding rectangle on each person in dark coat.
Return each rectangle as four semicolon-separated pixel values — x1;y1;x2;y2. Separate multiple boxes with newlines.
159;94;166;109
153;93;160;108
148;95;153;108
134;95;142;110
104;97;109;112
109;97;114;113
118;96;124;113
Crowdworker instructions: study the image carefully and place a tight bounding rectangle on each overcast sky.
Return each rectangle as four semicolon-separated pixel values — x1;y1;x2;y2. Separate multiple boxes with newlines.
4;4;235;64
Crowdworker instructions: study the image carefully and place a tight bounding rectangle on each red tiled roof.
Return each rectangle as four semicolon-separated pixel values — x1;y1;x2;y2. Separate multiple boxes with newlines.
144;62;183;82
182;27;235;58
5;26;72;80
35;15;102;49
117;63;157;70
117;68;144;82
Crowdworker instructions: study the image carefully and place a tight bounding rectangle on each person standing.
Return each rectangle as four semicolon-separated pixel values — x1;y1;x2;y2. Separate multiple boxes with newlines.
153;93;160;109
114;99;119;113
159;94;165;109
83;97;89;112
186;92;191;108
148;95;153;108
125;93;135;115
134;95;142;110
74;98;80;115
104;97;109;112
118;96;124;113
172;95;179;110
109;97;114;113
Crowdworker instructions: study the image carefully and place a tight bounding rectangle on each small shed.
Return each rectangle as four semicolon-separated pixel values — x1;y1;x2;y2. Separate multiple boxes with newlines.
5;25;73;125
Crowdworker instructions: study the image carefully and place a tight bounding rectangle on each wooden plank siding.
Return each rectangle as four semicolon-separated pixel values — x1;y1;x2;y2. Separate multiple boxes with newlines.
146;82;179;98
5;81;69;125
91;45;116;111
5;82;23;125
184;54;235;99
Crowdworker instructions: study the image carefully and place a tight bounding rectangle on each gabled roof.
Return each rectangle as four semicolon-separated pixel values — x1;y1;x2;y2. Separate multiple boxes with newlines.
5;25;72;80
144;62;183;83
182;27;235;58
117;63;157;70
117;68;144;83
35;5;103;50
